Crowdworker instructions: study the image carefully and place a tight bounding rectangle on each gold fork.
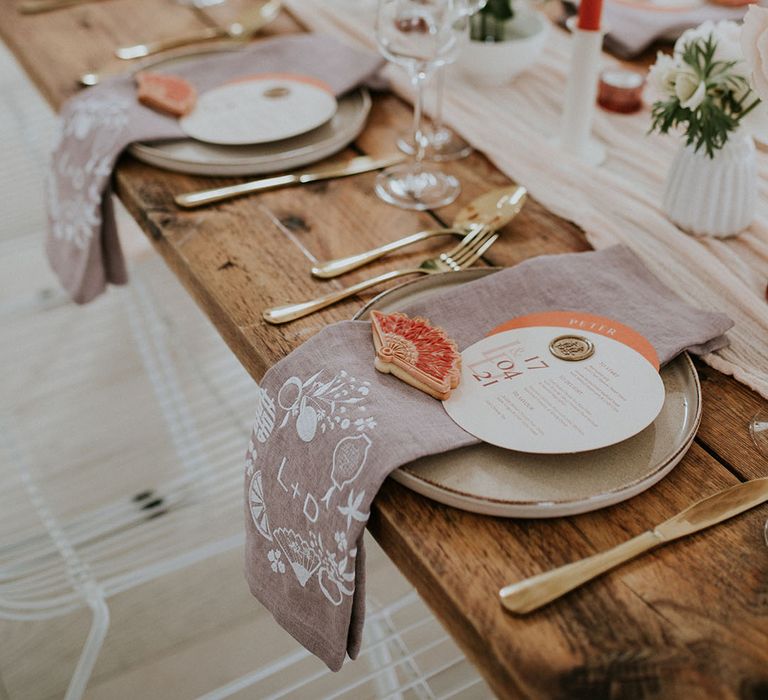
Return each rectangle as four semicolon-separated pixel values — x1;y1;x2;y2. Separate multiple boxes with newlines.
263;227;499;325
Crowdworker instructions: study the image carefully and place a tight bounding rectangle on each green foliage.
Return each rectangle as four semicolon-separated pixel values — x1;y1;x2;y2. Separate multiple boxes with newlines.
470;0;514;41
479;0;514;21
650;34;760;158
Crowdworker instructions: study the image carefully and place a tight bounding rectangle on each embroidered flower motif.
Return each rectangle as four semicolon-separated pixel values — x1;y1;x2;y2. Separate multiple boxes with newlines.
354;416;376;431
268;549;285;574
337;489;369;531
277;370;374;442
49;94;133;249
334;531;348;551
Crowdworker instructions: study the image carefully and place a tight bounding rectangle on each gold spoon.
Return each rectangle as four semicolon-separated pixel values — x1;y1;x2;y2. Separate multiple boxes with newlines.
311;185;527;279
115;0;281;61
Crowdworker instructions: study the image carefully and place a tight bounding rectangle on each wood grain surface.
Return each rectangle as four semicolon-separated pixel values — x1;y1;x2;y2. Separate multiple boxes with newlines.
2;1;767;697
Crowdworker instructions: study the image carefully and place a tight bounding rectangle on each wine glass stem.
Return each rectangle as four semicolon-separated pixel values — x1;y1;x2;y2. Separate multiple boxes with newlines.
433;64;446;136
411;69;429;169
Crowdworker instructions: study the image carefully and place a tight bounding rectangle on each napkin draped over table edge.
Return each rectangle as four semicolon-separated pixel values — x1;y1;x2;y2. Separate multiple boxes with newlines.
46;34;385;304
243;245;733;672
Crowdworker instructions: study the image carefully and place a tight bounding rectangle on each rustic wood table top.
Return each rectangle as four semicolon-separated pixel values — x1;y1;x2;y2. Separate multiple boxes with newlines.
3;1;767;696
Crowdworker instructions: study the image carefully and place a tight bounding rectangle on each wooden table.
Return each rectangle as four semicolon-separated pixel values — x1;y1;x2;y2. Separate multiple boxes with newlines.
3;1;767;696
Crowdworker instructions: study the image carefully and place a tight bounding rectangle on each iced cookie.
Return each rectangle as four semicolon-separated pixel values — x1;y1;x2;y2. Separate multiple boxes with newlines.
370;310;461;401
136;72;197;117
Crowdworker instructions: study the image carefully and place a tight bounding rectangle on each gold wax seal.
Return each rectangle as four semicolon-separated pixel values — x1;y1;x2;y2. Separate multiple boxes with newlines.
263;86;290;99
549;335;595;362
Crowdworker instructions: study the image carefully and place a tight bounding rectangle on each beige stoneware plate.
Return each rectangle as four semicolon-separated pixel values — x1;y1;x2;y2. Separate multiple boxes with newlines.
354;268;701;518
128;49;371;176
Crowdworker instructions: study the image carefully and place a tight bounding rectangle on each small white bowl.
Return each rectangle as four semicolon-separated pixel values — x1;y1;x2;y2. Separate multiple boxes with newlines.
456;10;550;86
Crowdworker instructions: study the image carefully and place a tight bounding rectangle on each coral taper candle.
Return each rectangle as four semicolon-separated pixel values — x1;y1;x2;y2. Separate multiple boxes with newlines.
577;0;603;30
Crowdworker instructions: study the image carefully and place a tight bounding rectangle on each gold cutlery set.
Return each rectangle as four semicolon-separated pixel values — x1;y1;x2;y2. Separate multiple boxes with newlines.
264;223;502;324
176;171;527;323
256;184;528;324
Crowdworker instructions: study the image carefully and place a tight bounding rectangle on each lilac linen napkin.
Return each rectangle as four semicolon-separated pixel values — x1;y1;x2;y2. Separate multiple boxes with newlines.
243;245;732;671
603;1;747;58
46;34;383;303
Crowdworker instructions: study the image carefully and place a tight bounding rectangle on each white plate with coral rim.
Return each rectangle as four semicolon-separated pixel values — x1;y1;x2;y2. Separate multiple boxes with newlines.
180;75;338;146
127;47;370;176
354;268;702;518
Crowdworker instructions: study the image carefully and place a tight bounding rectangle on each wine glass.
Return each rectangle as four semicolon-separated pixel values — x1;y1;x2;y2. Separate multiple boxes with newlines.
397;0;487;162
375;0;462;210
748;409;768;548
750;409;768;456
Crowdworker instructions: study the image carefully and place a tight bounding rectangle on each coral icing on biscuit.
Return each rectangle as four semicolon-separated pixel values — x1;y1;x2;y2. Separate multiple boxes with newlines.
136;71;197;117
370;311;461;400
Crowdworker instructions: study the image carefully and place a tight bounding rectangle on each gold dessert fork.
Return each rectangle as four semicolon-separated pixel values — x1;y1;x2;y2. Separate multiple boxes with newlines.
115;0;281;60
263;227;499;324
311;185;527;279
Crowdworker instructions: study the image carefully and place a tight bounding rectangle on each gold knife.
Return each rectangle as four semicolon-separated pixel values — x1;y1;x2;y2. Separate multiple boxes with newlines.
499;477;768;614
174;154;405;209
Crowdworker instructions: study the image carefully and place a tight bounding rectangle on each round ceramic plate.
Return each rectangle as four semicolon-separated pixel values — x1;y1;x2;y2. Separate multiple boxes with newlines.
128;49;371;176
180;75;338;145
354;269;701;518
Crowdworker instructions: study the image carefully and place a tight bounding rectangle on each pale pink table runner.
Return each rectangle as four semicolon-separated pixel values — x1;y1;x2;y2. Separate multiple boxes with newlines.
46;34;383;303
244;245;732;671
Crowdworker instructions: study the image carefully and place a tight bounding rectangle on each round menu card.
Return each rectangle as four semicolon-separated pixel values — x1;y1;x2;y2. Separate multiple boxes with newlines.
180;74;338;146
443;326;665;454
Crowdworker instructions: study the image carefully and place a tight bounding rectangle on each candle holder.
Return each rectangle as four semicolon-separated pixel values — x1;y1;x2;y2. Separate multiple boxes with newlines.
556;17;607;166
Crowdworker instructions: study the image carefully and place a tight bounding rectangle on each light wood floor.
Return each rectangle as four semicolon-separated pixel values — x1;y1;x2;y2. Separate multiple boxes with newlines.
0;41;493;700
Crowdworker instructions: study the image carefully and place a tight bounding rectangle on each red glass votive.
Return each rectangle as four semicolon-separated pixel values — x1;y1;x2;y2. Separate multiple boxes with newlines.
597;69;645;114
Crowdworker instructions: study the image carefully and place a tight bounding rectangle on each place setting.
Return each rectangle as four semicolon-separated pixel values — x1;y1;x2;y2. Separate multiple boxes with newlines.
242;239;742;669
46;26;393;302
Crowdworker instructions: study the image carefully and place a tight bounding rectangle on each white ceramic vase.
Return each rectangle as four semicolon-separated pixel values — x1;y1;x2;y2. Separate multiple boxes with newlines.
662;132;756;238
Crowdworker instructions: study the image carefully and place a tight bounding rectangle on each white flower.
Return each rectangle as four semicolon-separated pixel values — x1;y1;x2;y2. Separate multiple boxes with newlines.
676;21;742;64
647;51;680;101
741;5;768;103
675;69;707;110
675;20;750;88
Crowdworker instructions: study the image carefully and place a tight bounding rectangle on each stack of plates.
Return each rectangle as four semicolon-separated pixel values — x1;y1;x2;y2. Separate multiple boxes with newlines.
129;50;371;177
355;270;702;519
